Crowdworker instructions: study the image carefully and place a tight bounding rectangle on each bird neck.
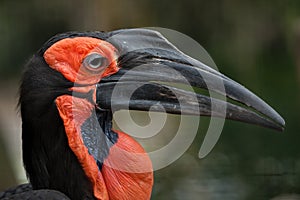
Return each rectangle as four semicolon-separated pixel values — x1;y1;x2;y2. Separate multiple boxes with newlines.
55;95;154;200
22;92;153;200
21;95;95;199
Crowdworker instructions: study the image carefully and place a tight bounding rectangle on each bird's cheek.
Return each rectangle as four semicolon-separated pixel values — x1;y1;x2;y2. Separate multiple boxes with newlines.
76;72;100;85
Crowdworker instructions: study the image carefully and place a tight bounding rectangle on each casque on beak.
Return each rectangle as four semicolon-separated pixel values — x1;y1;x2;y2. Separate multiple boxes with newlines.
95;28;285;131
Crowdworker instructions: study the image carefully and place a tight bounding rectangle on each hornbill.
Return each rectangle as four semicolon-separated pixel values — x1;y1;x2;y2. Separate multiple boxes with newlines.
0;28;284;200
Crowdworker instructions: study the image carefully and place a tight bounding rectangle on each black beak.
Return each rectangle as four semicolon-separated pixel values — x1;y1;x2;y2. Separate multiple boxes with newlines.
96;28;285;131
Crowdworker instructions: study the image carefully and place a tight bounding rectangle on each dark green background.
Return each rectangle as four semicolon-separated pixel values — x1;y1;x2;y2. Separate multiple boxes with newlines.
0;0;299;199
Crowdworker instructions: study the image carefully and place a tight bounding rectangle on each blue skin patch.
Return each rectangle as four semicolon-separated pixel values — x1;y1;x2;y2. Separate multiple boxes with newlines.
81;109;118;171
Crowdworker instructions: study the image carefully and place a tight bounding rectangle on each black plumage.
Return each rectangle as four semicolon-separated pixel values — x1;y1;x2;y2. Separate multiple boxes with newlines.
17;32;109;200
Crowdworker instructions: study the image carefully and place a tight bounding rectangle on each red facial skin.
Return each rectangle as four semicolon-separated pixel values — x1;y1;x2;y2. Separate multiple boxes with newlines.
44;37;153;200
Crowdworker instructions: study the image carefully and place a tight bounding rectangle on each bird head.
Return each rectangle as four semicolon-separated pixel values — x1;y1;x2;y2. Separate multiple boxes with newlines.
19;28;285;200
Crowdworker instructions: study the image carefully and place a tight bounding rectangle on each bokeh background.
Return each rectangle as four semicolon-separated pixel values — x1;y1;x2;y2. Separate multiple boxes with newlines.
0;0;300;199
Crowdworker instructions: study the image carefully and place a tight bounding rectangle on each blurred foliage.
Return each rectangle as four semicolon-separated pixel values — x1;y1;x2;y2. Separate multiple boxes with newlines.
0;0;300;199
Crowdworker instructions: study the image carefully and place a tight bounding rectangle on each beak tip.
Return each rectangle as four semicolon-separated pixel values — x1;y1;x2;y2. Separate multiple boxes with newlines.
273;112;285;132
273;120;285;132
279;121;286;132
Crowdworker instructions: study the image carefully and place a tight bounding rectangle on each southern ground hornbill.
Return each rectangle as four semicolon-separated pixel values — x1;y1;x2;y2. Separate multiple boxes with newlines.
0;28;284;199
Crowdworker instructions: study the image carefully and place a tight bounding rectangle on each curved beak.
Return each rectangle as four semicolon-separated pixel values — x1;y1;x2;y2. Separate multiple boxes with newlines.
96;28;285;131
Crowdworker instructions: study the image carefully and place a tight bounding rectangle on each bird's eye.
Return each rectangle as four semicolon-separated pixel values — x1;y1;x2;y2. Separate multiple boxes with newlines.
83;53;108;70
